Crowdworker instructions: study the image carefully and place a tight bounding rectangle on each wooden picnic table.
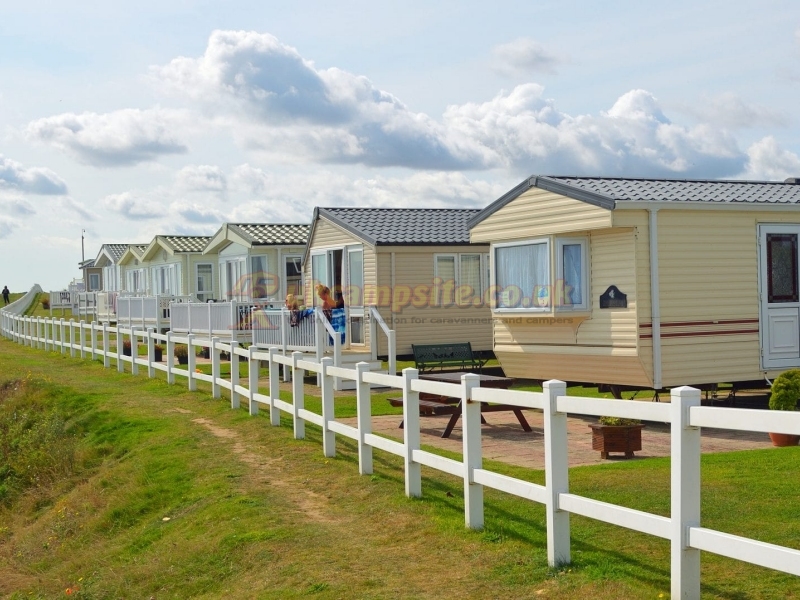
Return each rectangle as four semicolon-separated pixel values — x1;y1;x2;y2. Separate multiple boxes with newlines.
390;372;531;438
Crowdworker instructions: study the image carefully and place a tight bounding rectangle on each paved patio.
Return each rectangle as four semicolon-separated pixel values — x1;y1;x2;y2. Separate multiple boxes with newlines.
344;405;774;469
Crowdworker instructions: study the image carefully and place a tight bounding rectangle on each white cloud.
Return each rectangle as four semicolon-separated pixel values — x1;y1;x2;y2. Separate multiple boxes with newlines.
678;92;789;129
101;191;165;220
229;165;506;223
0;217;18;239
175;164;227;193
153;31;750;178
443;86;745;177
154;30;483;170
0;155;68;195
743;136;800;180
59;197;96;221
170;199;226;224
491;38;564;77
25;108;189;167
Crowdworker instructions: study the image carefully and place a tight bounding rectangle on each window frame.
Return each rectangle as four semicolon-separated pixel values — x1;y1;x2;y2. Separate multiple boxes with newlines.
433;252;490;306
555;237;589;311
491;236;590;313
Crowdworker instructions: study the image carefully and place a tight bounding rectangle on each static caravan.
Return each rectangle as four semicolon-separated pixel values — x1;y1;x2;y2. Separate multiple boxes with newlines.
468;175;800;391
305;207;492;355
203;223;309;303
136;235;214;299
118;244;150;294
93;244;136;292
79;258;102;292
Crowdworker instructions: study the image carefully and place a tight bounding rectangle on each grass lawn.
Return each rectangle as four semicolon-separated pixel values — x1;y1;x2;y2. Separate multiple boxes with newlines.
1;323;798;598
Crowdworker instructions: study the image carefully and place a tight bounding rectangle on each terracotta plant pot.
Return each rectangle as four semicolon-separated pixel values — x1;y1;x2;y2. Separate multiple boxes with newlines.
589;423;645;459
768;432;800;447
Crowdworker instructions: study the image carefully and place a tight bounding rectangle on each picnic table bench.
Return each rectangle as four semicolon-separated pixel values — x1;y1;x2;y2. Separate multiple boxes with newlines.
387;372;531;438
411;342;487;373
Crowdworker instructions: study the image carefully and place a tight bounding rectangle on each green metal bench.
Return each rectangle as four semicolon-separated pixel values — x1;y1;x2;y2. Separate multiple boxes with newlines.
411;342;486;373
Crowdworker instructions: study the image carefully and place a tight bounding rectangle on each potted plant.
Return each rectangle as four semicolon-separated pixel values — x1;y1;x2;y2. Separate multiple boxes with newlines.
768;370;800;447
122;339;132;356
153;344;163;363
174;344;189;365
197;346;210;359
41;297;50;310
589;403;645;459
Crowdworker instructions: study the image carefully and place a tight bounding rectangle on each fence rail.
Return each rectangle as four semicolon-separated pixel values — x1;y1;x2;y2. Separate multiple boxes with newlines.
1;290;799;597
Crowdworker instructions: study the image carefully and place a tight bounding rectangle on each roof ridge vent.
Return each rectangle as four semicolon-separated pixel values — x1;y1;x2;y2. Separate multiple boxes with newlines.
784;178;800;184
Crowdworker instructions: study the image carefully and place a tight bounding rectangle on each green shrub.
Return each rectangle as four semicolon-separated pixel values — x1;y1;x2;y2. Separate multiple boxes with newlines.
769;369;800;411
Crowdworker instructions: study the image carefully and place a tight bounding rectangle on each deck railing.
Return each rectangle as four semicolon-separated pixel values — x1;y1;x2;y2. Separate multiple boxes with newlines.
1;295;798;598
169;300;275;340
117;294;192;330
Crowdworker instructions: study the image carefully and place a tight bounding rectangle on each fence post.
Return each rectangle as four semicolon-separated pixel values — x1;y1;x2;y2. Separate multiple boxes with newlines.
117;327;124;373
671;385;702;599
291;351;305;440
90;321;98;361
166;331;175;384
69;320;76;357
35;318;41;349
187;334;196;391
147;328;155;378
268;347;280;426
131;329;139;376
230;340;240;409
544;379;570;567
79;320;86;359
402;367;421;498
321;356;335;458
211;337;221;399
102;323;110;368
462;373;483;529
388;330;396;376
355;361;373;475
248;345;259;416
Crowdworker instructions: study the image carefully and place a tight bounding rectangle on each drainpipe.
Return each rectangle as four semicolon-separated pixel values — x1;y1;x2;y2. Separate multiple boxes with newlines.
648;208;662;390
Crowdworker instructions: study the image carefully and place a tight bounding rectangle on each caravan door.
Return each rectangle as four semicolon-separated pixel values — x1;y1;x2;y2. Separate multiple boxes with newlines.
760;224;800;370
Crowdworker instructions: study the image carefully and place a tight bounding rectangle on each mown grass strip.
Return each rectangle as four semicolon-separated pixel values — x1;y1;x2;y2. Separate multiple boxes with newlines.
0;339;798;599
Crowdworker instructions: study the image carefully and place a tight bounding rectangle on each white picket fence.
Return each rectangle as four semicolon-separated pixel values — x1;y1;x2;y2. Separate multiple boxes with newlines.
1;290;799;598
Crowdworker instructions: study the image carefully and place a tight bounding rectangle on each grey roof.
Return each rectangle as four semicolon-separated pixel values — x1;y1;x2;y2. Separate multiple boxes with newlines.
79;259;95;269
102;243;144;262
468;176;800;228
161;235;211;253
317;207;482;245
229;223;309;245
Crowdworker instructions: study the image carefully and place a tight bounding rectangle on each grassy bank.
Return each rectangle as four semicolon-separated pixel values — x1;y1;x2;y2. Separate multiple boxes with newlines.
0;339;798;599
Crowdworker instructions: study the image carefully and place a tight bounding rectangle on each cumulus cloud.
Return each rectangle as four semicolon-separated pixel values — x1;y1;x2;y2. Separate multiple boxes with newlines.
678;92;789;129
59;197;96;221
491;38;564;77
154;30;484;170
443;86;745;177
101;191;165;220
0;155;68;195
175;164;227;193
743;136;800;180
229;165;506;223
0;217;19;239
0;197;36;217
152;30;750;178
170;199;226;223
26;108;189;167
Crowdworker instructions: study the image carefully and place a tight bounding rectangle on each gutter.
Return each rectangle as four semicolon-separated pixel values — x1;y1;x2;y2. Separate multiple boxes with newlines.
648;209;662;390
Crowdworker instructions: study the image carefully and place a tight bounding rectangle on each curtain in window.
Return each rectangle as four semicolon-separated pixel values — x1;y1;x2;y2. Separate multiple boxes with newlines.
436;256;456;304
495;243;549;308
561;244;583;306
460;254;481;302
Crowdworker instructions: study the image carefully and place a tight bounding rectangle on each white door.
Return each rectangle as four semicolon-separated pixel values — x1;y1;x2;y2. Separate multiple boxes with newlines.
760;225;800;369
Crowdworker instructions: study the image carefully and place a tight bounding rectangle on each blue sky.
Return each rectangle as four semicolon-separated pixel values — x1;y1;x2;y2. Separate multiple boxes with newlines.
1;0;799;290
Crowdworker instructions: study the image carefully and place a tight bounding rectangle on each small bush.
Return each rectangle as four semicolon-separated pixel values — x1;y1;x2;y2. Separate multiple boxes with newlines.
41;297;50;309
770;369;800;411
173;344;189;358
